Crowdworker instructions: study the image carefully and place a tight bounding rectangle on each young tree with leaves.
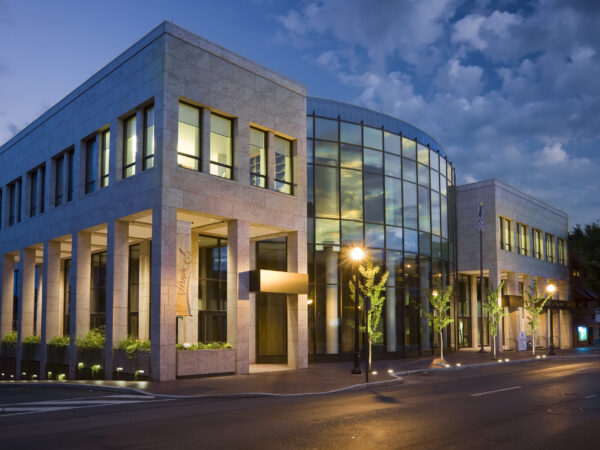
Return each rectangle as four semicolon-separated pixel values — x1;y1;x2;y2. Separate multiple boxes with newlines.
523;281;551;356
349;259;389;372
415;285;454;364
483;281;507;360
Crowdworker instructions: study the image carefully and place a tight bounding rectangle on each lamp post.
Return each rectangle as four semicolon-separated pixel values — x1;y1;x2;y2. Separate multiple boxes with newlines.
547;284;556;355
350;246;364;374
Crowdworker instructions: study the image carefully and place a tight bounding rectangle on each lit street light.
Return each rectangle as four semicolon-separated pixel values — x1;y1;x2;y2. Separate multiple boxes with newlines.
547;283;556;356
350;246;364;375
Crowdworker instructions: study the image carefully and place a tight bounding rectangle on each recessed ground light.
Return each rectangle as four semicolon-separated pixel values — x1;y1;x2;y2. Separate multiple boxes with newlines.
456;363;461;367
372;371;377;375
116;367;124;372
387;369;394;374
505;358;510;362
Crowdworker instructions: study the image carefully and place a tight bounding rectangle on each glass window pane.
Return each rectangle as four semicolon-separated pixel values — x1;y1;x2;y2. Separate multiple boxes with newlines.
315;140;338;166
385;177;402;226
307;138;313;164
340;122;361;145
144;106;155;169
402;137;416;160
210;114;232;177
274;136;292;193
364;173;384;223
403;158;416;183
418;186;431;232
365;223;384;248
440;157;447;176
307;117;313;138
315;165;339;219
419;232;431;255
430;169;439;192
404;229;418;253
315;218;339;245
386;226;403;251
429;149;439;171
340;169;362;220
85;137;97;193
418;163;429;186
384;131;400;155
385;153;401;178
364;126;382;149
209;164;231;178
250;128;266;186
431;191;441;236
441;195;448;238
403;181;417;229
440;176;447;196
178;123;200;157
124;116;137;177
432;236;442;258
364;149;383;173
386;251;403;286
315;118;338;141
341;220;362;245
101;130;110;187
178;103;199;169
417;143;429;165
340;144;362;169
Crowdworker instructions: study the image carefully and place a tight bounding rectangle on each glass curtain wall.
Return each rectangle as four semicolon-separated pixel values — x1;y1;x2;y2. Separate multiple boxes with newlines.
307;109;456;359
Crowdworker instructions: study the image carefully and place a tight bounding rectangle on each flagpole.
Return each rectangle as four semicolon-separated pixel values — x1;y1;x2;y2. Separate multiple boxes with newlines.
478;202;485;353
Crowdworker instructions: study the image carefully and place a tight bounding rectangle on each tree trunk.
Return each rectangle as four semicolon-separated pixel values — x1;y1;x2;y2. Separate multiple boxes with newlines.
439;331;444;364
493;334;497;359
532;330;536;356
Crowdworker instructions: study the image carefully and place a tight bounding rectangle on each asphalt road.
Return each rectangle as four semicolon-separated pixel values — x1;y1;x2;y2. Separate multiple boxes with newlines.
0;357;598;449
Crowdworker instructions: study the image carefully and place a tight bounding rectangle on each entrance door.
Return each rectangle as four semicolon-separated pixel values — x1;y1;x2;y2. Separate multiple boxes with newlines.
256;238;287;363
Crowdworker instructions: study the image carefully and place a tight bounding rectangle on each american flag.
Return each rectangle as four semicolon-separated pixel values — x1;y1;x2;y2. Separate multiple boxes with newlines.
477;203;484;232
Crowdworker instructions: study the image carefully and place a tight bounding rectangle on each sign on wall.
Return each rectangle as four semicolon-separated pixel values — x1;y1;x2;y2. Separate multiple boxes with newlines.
176;220;193;316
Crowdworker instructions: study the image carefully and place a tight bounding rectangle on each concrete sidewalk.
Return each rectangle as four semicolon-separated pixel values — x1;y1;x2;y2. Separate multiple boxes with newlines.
5;346;599;397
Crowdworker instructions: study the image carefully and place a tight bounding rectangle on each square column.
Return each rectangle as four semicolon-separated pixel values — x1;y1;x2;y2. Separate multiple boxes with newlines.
469;275;480;349
68;231;91;379
150;207;178;381
35;267;43;336
559;309;572;349
227;219;250;375
180;231;199;345
0;254;15;345
138;240;151;340
16;248;36;380
287;231;308;369
40;240;61;380
104;220;129;378
489;266;503;353
249;241;256;364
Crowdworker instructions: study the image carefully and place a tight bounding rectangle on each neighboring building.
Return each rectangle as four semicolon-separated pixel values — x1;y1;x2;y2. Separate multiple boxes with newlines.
456;179;570;352
306;98;457;359
569;256;600;347
0;22;308;381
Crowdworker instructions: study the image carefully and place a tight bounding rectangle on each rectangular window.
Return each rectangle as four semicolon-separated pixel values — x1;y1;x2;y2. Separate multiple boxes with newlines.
545;233;555;263
100;130;110;188
123;115;137;178
8;178;21;226
67;150;74;202
90;251;107;329
249;127;266;187
143;106;155;170
85;137;98;194
39;165;45;213
198;235;228;343
128;244;140;337
210;113;233;179
532;228;543;259
557;238;567;265
177;102;200;170
29;169;38;217
499;216;513;251
274;136;293;194
516;223;530;256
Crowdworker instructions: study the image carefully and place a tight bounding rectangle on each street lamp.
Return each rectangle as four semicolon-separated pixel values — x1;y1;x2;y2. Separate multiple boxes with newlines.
350;246;364;375
546;284;556;356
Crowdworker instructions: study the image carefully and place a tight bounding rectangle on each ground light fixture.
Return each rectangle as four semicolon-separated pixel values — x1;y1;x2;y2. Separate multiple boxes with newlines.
456;363;462;367
350;246;364;375
546;284;557;356
388;369;394;374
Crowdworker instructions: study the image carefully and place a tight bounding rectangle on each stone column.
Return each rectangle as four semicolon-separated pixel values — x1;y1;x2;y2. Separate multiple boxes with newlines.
227;219;250;375
287;231;308;369
39;240;61;379
489;266;503;353
470;275;479;349
249;241;256;364
180;231;199;345
0;254;15;346
138;240;151;340
104;220;129;378
16;247;36;380
559;309;572;349
68;231;91;379
35;265;43;336
150;206;177;381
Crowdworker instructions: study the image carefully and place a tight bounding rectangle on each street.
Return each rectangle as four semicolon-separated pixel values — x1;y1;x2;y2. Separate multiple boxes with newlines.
1;357;599;449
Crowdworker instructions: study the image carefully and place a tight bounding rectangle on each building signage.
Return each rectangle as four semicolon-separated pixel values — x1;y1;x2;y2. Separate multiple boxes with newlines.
175;220;192;316
249;270;309;294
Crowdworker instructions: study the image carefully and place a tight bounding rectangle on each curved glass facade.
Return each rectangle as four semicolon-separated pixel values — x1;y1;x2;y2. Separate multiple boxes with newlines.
307;97;457;359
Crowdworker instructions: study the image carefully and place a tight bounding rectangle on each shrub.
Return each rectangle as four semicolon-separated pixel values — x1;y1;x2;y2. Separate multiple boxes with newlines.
48;335;70;347
117;336;151;359
76;327;105;350
176;341;232;351
23;335;41;345
1;330;18;348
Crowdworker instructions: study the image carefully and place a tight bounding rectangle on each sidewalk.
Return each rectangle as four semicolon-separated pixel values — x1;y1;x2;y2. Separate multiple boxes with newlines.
6;346;600;397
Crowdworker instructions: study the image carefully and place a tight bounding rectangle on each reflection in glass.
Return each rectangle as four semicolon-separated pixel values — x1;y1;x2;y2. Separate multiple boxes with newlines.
364;126;382;149
341;220;363;245
315;165;339;219
315;140;339;166
403;158;417;183
385;176;402;226
123;115;137;178
403;181;418;229
418;185;431;232
340;143;362;169
365;223;384;248
210;113;233;179
385;153;401;178
404;228;418;253
419;231;431;255
315;218;339;245
364;173;384;223
429;149;439;171
430;168;439;192
417;143;429;165
275;136;293;194
340;169;363;220
250;128;267;187
384;131;400;155
386;226;403;251
340;122;361;145
431;191;441;236
178;103;200;170
364;149;383;173
315;118;338;141
418;163;429;187
402;137;416;160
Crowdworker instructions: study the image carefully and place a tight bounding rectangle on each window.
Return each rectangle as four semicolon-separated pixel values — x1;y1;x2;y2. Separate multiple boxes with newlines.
545;233;555;263
249;127;266;187
177;102;201;170
128;244;140;337
143;106;155;170
8;178;21;226
90;251;107;329
532;228;543;259
100;130;110;188
123;115;137;178
210;113;233;179
198;235;227;343
29;169;38;217
85;136;98;194
557;238;567;265
517;223;530;256
499;216;513;251
274;136;293;194
39;166;45;213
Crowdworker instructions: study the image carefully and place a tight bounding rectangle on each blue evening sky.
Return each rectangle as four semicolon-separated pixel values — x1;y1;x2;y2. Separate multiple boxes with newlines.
1;0;599;226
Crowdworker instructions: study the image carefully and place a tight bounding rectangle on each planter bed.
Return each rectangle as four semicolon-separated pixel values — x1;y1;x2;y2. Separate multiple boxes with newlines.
177;348;235;378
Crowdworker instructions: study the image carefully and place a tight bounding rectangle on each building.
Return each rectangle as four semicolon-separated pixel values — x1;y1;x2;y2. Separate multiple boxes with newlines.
456;179;570;352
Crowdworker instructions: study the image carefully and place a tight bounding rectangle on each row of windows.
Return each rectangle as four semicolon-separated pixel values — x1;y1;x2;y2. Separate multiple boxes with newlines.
499;216;567;265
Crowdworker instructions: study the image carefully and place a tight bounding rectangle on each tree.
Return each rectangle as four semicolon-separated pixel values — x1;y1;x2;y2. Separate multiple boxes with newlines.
523;281;551;356
483;281;507;360
570;222;600;297
349;259;389;372
416;285;454;365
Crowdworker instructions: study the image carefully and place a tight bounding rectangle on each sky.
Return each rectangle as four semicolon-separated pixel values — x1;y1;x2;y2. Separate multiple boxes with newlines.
1;0;599;227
